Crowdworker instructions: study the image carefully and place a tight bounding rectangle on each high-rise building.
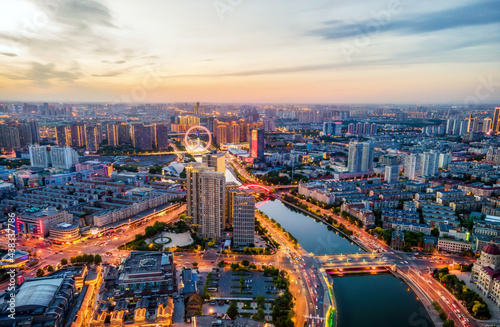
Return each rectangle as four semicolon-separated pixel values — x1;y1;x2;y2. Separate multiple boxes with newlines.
370;123;378;134
215;124;228;146
347;123;355;134
85;125;99;152
355;122;363;134
438;153;452;169
483;118;492;133
202;151;225;173
363;122;370;134
18;123;33;147
361;142;374;171
232;195;255;247
193;102;200;115
225;183;241;229
118;122;131;144
70;124;85;148
0;124;20;151
419;151;439;177
106;123;119;147
459;120;468;135
50;146;78;169
199;170;225;239
249;129;264;159
186;163;214;227
29;121;40;144
404;153;421;180
262;117;276;132
452;119;461;135
493;107;500;133
229;122;241;143
385;165;400;183
347;142;363;172
131;123;153;150
446;119;454;134
56;125;71;147
154;123;169;150
323;122;342;136
29;145;51;168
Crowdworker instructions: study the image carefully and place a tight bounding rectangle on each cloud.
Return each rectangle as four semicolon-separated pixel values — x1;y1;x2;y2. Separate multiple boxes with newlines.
0;62;82;88
312;0;500;40
102;60;127;64
0;53;17;57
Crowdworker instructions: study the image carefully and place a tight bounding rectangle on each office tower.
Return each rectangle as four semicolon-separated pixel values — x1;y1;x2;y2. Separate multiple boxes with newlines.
206;117;215;133
348;123;355;134
70;124;85;147
232;195;255;247
215;124;228;146
0;124;20;151
381;154;398;166
229;122;241;143
154;123;169;150
56;125;71;147
50;146;78;169
404;153;421;180
438;153;452;169
459;120;468;135
385;165;400;184
29;145;51;168
118;122;131;144
225;183;241;228
420;151;439;177
370;123;377;134
356;122;363;134
361;142;374;171
202;150;225;173
18;123;33;147
106;123;119;147
250;129;264;159
85;125;99;152
347;142;363;172
193;102;200;115
446;119;454;134
483;118;492;133
493;107;500;133
323;122;334;136
131;123;153;150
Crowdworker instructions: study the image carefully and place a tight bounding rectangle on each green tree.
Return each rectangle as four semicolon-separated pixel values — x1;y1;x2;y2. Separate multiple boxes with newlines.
145;226;157;238
61;258;68;265
94;254;102;265
36;269;45;277
193;262;198;267
47;265;54;272
252;308;266;322
443;319;455;327
230;263;239;272
226;302;239;319
256;295;266;308
217;261;225;268
241;259;250;267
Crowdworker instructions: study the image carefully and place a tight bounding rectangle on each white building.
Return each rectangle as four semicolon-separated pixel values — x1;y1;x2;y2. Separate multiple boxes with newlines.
50;146;78;169
29;145;51;168
385;165;400;184
471;243;500;307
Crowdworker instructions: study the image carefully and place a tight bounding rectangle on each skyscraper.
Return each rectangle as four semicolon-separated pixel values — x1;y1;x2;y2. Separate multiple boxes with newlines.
202;151;225;173
250;129;264;159
186;163;214;227
419;151;439;177
29;121;40;144
18;123;33;147
361;142;375;171
29;145;51;168
232;195;255;247
118;122;131;144
50;146;78;169
347;142;363;172
493;107;500;133
70;124;85;148
347;123;355;134
0;124;20;151
229;122;241;143
438;153;452;169
404;153;421;180
200;170;225;239
131;123;153;150
215;124;228;146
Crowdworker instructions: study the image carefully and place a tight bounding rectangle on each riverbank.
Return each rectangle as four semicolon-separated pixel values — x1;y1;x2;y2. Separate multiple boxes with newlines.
276;195;370;253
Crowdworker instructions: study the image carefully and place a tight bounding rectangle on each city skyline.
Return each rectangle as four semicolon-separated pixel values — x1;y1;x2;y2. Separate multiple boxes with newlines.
0;0;499;104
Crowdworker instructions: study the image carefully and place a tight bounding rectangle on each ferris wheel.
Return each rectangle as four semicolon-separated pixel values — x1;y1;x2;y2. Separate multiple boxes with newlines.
184;125;212;153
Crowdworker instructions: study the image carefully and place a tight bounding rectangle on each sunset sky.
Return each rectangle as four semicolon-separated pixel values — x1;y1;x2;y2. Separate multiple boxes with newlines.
0;0;499;104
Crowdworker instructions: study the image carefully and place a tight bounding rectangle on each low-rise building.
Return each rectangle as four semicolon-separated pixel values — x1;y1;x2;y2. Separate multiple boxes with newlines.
16;207;73;237
437;238;472;254
48;222;81;243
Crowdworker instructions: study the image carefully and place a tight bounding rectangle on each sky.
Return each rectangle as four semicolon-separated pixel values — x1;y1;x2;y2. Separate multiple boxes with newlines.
0;0;499;104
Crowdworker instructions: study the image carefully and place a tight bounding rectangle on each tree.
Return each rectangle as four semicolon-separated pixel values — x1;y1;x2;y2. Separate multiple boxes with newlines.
226;302;239;319
241;259;250;267
145;226;157;238
36;269;45;277
252;308;266;322
47;265;54;272
217;261;225;268
61;258;68;265
256;295;266;308
193;262;198;267
230;263;239;272
443;319;455;327
70;256;76;264
94;254;102;265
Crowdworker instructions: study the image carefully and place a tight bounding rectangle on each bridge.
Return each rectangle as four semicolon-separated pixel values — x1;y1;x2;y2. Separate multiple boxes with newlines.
319;254;395;275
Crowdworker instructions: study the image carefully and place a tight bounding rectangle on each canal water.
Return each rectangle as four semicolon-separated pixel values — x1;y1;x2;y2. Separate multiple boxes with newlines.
257;199;363;255
257;198;434;327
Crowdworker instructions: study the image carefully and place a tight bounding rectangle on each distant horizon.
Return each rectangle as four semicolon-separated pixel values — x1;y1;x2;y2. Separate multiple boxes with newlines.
1;0;499;103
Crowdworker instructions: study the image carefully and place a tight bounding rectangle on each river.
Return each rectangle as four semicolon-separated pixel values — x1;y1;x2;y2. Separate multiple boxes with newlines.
256;198;434;327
